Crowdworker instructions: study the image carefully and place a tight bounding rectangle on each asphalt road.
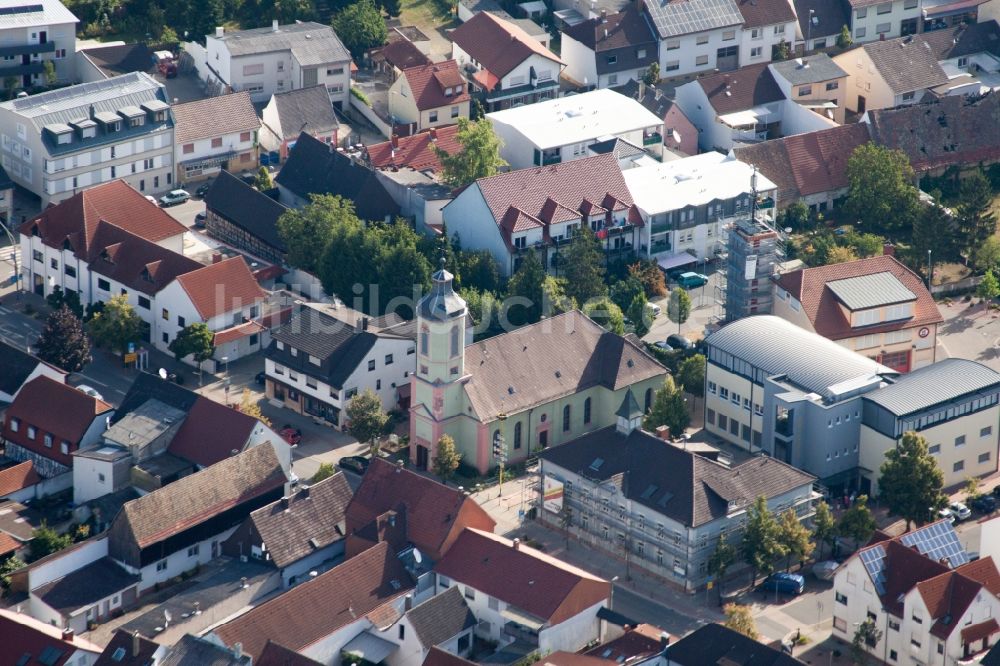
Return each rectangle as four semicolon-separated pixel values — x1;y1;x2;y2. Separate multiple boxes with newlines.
611;585;710;636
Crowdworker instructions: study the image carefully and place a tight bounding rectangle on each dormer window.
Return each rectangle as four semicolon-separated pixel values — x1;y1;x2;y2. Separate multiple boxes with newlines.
445;86;453;96
129;116;144;127
109;121;121;132
141;267;153;282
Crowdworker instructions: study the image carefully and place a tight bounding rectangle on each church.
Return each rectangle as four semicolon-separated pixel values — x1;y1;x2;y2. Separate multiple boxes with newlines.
409;264;668;474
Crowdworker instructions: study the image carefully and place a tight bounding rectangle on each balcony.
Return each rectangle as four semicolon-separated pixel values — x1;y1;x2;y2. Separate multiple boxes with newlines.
650;240;672;254
643;132;663;146
0;42;56;58
650;221;670;235
775;415;794;439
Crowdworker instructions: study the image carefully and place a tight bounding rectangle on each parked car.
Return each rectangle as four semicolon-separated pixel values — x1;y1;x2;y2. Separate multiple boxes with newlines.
950;502;972;521
144;195;157;205
937;506;956;523
338;455;370;475
676;272;709;289
159;189;191;207
646;303;661;317
656;334;694;352
971;496;997;514
812;561;839;581
279;425;302;446
195;181;213;198
194;212;206;228
74;384;103;401
254;371;266;385
760;572;805;596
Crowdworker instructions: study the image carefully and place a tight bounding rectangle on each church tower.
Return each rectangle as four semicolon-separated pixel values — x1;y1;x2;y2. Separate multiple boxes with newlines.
616;387;644;436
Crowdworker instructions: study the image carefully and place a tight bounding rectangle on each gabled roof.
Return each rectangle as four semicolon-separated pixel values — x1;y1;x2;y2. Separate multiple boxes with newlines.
347;458;496;560
0;461;41;497
94;629;160;666
375;38;432;71
449;12;563;86
406;586;477;648
79;43;154;79
0;531;23;557
773;254;942;340
422;647;478;666
165;395;264;468
0;340;63;398
213;21;350;67
87;220;204;295
770;53;847;85
583;624;668;663
664;623;803;665
696;63;784;114
172;91;260;145
113;372;199;425
205;170;289;252
733;124;871;201
162;635;251;666
213;541;415;661
267;85;340;141
257;641;324;666
276;132;400;221
919;20;1000;60
462;310;666;419
562;4;658;75
247;473;352;568
860;35;950;94
0;609;102;666
402;60;470;111
436;529;610;625
736;0;797;27
642;0;744;38
367;124;462;172
916;558;1000;639
110;443;286;551
33;557;141;616
174;256;266;320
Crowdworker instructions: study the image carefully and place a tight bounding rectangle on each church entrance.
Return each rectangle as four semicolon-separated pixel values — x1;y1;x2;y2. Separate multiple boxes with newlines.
415;444;429;469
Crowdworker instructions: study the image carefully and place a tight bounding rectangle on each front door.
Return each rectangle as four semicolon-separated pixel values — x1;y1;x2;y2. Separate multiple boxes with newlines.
857;95;866;114
416;445;429;469
538;430;548;448
716;46;739;71
33;273;43;295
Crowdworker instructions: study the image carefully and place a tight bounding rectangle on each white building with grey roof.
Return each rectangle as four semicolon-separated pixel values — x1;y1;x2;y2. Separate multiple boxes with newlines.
0;71;173;206
704;315;896;494
0;0;77;93
202;21;352;106
860;358;1000;494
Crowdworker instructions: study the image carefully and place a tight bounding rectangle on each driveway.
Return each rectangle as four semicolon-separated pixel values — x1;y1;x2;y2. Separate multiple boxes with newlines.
643;262;724;346
936;299;1000;370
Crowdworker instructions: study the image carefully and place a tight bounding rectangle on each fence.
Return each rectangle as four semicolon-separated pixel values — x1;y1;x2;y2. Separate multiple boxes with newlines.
931;274;982;296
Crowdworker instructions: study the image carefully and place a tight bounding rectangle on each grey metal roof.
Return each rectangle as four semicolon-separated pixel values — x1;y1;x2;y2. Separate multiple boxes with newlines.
826;271;916;310
706;315;894;395
864;358;1000;416
215;21;350;67
418;267;467;322
643;0;743;39
0;0;77;29
770;54;848;85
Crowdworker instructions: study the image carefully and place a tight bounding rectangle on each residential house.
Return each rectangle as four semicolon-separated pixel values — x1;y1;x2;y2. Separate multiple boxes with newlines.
865;91;1000;176
257;642;325;666
0;0;77;91
704;315;896;493
860;359;1000;493
622;151;777;267
794;0;850;51
449;12;564;112
0;608;102;666
209;541;416;663
0;72;174;206
0;339;65;404
260;85;340;162
204;170;289;266
30;555;142;635
422;648;477;666
346;457;497;564
772;253;943;372
382;587;477;666
202;21;352;106
674;62;837;151
107;443;287;591
538;398;815;591
163;635;252;665
833;35;950;113
76;43;154;83
171;92;261;184
223;473;353;587
94;628;167;666
435;528;612;653
276;132;400;222
408;268;667;473
732;122;871;212
841;0;922;44
0;499;39;555
833;521;1000;664
2;376;113;478
560;5;659;89
733;0;800;68
487;89;663;169
920;21;1000;96
665;623;804;665
614;80;698;159
388;61;471;134
371;38;432;81
264;303;417;428
443;154;644;276
0;461;41;502
769;53;848;123
583;624;671;665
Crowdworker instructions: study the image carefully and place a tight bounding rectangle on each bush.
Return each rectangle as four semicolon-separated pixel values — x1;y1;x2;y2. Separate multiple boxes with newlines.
350;87;371;106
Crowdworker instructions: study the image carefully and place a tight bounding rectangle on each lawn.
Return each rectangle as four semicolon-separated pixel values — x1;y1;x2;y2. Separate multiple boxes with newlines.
398;0;455;30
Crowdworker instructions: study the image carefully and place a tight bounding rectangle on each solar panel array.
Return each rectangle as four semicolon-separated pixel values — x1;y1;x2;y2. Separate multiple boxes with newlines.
860;521;969;596
860;544;887;594
643;0;744;38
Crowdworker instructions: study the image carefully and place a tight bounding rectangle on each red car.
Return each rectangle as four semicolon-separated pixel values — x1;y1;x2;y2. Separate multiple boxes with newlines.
279;426;302;446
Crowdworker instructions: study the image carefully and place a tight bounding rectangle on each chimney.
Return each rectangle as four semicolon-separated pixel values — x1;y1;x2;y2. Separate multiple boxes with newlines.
272;19;279;32
391;134;399;148
233;643;243;660
132;631;141;658
212;252;222;264
362;317;370;331
513;538;521;550
404;594;413;611
883;243;895;256
659;632;670;650
281;495;290;509
429;127;437;141
215;26;224;37
655;425;670;441
62;628;74;643
600;8;607;21
355;317;363;333
300;484;310;498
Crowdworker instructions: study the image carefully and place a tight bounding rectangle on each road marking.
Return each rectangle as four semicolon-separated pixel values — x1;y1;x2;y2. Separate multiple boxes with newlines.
0;305;10;314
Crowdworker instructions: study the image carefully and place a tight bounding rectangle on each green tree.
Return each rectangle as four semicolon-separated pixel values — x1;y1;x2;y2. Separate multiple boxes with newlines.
845;232;886;258
610;276;644;313
723;604;759;640
583;296;625;335
45;286;83;318
911;204;956;272
772;38;791;60
377;224;432;318
844;143;920;236
837;24;853;49
978;270;1000;301
827;245;858;264
432;434;462;481
676;353;706;398
28;524;72;563
964;476;983;502
3;76;18;98
87;294;143;354
169;322;216;377
837;494;877;549
42;60;56;87
879;431;946;529
542;275;576;317
708;533;738;589
456;249;501;294
742;496;786;583
435;117;507;188
976;237;1000;273
958;170;997;263
278;194;357;274
319;215;378;308
642;62;660;86
642;376;689;437
506;249;546;325
778;201;811;231
461;287;501;337
628;260;667;298
778;509;813;571
812;500;836;560
563;227;607;306
346;388;389;455
377;0;401;17
334;0;387;61
627;292;650;337
311;462;337;483
253;166;274;190
667;288;691;334
851;618;883;666
0;555;25;588
36;305;91;372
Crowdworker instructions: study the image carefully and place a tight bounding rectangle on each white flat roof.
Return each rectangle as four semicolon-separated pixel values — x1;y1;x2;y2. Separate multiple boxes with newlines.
486;89;663;150
623;152;777;215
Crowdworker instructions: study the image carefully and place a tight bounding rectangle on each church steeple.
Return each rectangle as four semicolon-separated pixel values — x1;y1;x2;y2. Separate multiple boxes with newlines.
415;259;467;383
616;387;643;435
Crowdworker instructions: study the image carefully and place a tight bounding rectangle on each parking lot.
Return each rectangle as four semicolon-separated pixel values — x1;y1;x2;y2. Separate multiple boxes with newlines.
936;299;1000;371
643;263;725;347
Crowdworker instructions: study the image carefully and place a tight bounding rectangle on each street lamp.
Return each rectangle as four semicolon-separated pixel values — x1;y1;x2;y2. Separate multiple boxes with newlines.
222;356;230;402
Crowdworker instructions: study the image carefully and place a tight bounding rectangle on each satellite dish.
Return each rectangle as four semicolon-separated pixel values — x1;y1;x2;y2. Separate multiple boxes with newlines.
412;548;423;564
158;368;168;380
671;130;681;143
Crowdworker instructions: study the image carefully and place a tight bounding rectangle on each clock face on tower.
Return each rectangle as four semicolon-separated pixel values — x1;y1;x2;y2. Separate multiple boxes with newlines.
918;327;930;338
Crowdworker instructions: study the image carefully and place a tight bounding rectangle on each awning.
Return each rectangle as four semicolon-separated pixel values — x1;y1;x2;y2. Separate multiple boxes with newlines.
342;632;399;663
501;607;546;631
656;252;697;271
922;0;986;17
718;110;759;127
553;8;586;25
179;150;239;167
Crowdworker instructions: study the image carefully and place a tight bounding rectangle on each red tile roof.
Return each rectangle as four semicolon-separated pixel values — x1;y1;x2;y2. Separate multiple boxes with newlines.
961;618;1000;645
435;528;611;625
878;539;950;615
0;608;102;665
346;458;496;561
919;570;985;639
213;321;266;346
376;38;432;71
172;91;261;144
257;641;324;666
697;63;784;115
88;221;203;295
450;12;563;91
368;125;462;172
422;647;478;666
583;624;668;663
0;461;40;497
736;0;797;27
166;397;262;468
0;531;22;556
773;255;943;341
175;256;266;320
958;557;1000;597
2;377;113;467
213;541;414;661
402;60;470;112
19;179;186;257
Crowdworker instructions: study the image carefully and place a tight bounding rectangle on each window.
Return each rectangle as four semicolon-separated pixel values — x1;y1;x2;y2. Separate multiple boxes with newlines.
929;444;941;454
741;424;751;442
138;296;150;309
645;388;652;412
563;405;571;432
162;308;169;321
464;587;475;600
708;381;717;394
889;619;900;631
177;315;185;328
43;433;52;447
98;278;110;291
607;55;618;65
666;39;680;50
877;22;891;34
901;91;915;101
665;60;680;71
856;27;867;38
428;111;438;123
439;575;450;588
451;326;460;357
877;2;891;13
240;131;252;143
368;359;376;371
637;48;646;58
956;435;966;447
954;460;965;472
695;55;709;66
306;377;318;389
958;56;969;67
49;257;58;270
156;561;168;572
584;397;592;424
8;418;18;432
856;7;867;18
706;408;716;425
718;414;728;430
398;625;405;640
328;66;345;75
751;27;762;39
514;421;522;449
607;74;618;85
750;46;762;58
243;63;264;76
65;265;76;278
33;249;42;263
723;30;735;40
719;387;729;400
162;332;169;344
420;329;429;355
798;85;812;96
904;0;917;7
696;35;709;45
451;106;459;118
980;452;991;464
814;38;827;48
187;545;199;557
